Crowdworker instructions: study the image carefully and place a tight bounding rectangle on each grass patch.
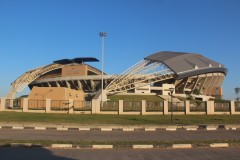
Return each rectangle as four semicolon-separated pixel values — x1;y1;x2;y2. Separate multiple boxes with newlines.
0;112;240;125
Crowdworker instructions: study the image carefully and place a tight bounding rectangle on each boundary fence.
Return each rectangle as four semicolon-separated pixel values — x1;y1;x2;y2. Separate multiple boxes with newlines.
0;98;240;115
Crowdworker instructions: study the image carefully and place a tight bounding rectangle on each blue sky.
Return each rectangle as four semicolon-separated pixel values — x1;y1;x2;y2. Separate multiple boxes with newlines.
0;0;239;99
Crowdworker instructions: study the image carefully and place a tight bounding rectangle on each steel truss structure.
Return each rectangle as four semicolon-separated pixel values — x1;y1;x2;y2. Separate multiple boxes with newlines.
174;72;225;96
105;59;175;94
7;63;70;99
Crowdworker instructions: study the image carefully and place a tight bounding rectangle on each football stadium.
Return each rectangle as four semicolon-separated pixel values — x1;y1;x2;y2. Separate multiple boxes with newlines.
7;51;227;101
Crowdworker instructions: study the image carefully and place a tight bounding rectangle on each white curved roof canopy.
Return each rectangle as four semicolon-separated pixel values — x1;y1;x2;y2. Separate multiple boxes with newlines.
144;51;227;79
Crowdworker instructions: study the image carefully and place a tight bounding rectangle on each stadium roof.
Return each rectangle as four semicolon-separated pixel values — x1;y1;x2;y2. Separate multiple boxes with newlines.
145;51;227;79
54;57;99;64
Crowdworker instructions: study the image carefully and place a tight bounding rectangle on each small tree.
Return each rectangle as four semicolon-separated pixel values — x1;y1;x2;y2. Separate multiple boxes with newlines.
234;87;240;101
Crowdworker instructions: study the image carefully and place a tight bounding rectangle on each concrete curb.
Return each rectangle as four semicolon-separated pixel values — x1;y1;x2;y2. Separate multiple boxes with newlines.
166;127;177;131
172;144;192;149
79;128;90;131
0;125;239;132
186;127;198;131
210;143;229;148
12;126;24;130
144;128;156;131
92;145;113;149
51;144;73;148
133;145;153;149
34;127;46;130
10;143;32;147
101;128;112;131
122;128;134;131
0;142;234;149
56;127;68;131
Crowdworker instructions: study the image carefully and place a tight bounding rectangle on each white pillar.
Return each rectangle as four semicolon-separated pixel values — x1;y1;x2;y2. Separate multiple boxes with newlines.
68;99;74;114
0;97;6;111
9;99;14;108
91;99;96;114
45;98;51;113
207;101;214;115
163;100;169;115
141;100;146;115
230;100;236;115
118;100;123;115
185;100;190;114
91;99;100;114
22;98;29;112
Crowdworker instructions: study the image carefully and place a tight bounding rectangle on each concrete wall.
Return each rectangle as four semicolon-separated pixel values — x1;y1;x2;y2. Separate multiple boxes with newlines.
134;84;151;94
62;64;87;77
162;84;175;95
28;87;84;101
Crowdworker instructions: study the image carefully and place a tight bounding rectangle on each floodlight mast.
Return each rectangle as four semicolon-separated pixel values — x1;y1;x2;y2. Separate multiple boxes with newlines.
99;32;107;103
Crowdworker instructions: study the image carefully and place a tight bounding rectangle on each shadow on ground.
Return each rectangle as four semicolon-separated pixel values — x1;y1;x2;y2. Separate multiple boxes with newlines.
0;147;76;160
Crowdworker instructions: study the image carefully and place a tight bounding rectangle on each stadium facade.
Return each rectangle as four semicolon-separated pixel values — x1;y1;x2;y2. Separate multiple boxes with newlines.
7;51;227;100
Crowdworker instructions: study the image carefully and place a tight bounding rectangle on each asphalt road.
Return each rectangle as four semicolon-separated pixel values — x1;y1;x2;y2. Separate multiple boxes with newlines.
0;129;240;142
0;147;240;160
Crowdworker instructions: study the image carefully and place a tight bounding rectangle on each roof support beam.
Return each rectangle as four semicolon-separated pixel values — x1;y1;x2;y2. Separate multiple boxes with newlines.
191;76;200;94
66;81;71;89
56;81;61;87
199;74;208;94
205;74;216;95
77;80;82;90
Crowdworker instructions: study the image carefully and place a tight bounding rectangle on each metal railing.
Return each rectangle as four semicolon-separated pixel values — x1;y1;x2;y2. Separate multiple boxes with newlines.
73;101;91;111
3;99;23;110
5;99;12;109
235;101;240;112
28;99;46;110
168;101;185;112
13;99;22;109
51;100;69;111
190;101;206;112
123;101;142;112
146;101;164;112
100;101;119;111
214;102;230;112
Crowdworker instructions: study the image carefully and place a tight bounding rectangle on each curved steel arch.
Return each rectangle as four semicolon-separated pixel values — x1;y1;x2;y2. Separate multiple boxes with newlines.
105;59;175;94
6;63;70;99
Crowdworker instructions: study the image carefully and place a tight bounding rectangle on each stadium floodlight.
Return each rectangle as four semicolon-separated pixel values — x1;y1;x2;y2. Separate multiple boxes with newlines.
99;32;107;103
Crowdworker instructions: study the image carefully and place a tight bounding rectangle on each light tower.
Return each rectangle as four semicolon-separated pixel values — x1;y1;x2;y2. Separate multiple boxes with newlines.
99;32;107;103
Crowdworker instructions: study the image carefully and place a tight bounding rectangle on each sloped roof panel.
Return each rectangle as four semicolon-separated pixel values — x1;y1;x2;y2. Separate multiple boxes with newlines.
144;51;227;77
